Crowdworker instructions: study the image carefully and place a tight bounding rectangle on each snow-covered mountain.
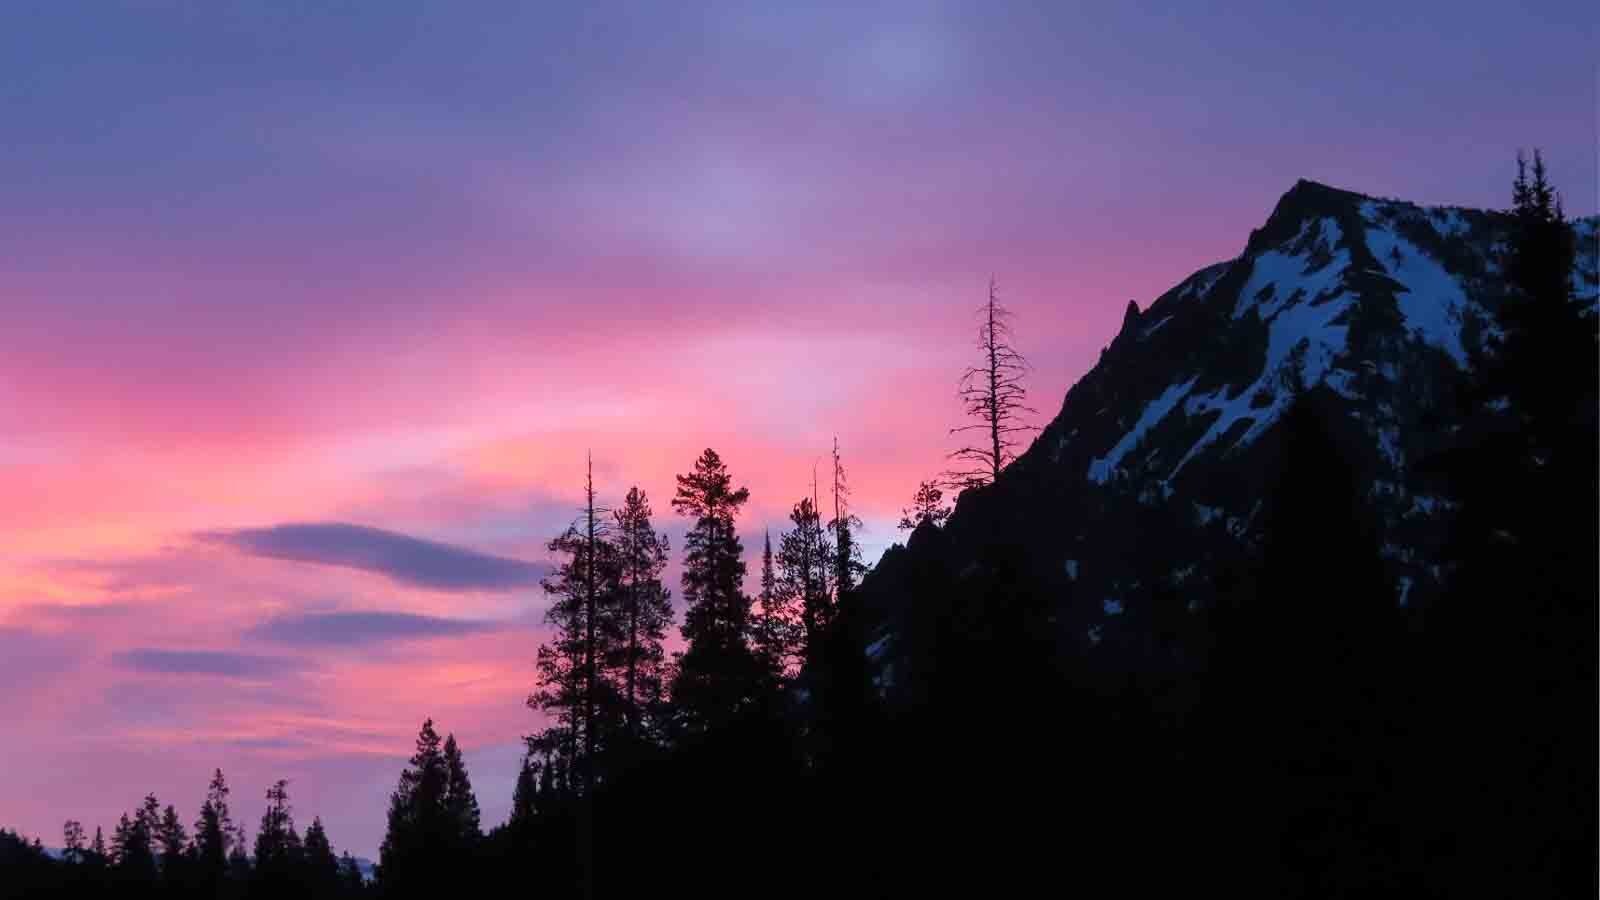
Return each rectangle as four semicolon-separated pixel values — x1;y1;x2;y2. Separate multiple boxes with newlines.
1055;180;1594;492
861;179;1597;658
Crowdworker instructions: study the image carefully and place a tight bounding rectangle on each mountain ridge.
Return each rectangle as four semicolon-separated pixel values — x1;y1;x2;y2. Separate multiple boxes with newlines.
860;178;1597;662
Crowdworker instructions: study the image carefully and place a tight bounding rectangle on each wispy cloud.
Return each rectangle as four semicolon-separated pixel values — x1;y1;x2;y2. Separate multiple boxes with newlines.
200;522;548;591
248;610;509;646
114;648;298;678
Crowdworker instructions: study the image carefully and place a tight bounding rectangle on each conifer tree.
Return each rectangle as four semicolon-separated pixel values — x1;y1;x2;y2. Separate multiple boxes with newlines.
339;852;365;893
254;779;302;876
670;448;765;730
828;437;867;601
379;718;450;890
90;826;106;863
536;754;558;810
753;529;801;679
1169;386;1401;894
108;794;161;878
898;480;951;531
157;805;187;876
139;793;162;847
192;768;234;876
61;820;85;865
112;808;155;875
227;823;251;879
443;733;483;845
609;485;674;745
529;458;623;793
777;496;832;670
508;756;539;833
110;814;132;865
301;817;340;896
1412;150;1599;897
760;529;777;608
1495;149;1590;452
948;278;1037;488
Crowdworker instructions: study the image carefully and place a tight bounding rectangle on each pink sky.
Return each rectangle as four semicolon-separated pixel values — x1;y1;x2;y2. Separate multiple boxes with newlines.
2;0;1593;858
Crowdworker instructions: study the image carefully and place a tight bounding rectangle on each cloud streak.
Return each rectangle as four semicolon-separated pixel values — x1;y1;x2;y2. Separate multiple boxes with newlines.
114;648;297;678
201;522;548;592
248;610;509;646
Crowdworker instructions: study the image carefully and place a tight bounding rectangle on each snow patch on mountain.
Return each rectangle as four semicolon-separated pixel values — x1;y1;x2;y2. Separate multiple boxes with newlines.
1087;377;1198;483
1231;218;1347;320
1362;221;1471;364
1141;314;1174;340
1168;291;1355;481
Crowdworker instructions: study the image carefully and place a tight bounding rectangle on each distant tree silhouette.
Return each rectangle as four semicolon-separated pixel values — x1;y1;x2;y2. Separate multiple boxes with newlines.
338;852;365;895
227;822;251;881
253;778;304;893
897;480;950;531
753;527;802;679
507;755;539;834
947;278;1037;488
828;437;866;601
156;803;187;885
61;820;85;865
0;829;55;897
107;794;162;881
299;817;340;898
192;768;237;892
111;808;153;876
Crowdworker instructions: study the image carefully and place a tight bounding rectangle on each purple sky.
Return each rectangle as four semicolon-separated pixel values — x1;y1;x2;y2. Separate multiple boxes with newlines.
1;0;1594;859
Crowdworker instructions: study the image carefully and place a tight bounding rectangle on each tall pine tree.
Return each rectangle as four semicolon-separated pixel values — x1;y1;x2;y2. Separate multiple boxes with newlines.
192;768;234;883
776;496;831;671
1412;150;1598;897
529;458;623;794
301;817;341;899
156;804;187;883
442;733;483;846
379;718;449;891
253;778;303;885
670;448;765;731
828;436;866;602
608;486;674;748
753;528;801;679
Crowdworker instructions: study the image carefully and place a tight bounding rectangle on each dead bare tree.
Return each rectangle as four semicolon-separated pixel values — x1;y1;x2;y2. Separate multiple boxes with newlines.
946;278;1037;488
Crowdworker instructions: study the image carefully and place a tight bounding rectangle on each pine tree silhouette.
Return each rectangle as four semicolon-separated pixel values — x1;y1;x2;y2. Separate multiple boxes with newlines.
609;485;674;750
670;448;767;733
530;457;623;795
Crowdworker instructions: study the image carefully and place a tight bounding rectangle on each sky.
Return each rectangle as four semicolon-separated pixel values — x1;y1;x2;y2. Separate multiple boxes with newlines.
1;0;1594;859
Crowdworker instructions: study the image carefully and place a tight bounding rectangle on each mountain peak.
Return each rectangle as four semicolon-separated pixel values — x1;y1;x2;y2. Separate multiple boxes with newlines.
1246;179;1371;257
996;182;1594;606
1120;299;1142;330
